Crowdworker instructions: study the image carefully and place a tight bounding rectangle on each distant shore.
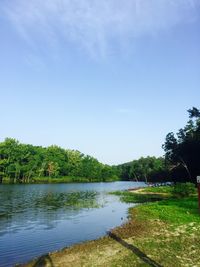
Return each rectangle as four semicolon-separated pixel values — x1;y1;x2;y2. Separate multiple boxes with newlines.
1;176;121;184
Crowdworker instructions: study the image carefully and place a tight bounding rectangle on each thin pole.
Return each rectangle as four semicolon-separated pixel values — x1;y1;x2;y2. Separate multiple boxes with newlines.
198;184;200;213
197;176;200;214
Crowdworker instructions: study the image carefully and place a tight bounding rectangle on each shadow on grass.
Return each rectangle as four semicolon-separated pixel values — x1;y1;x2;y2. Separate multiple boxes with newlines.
108;232;163;267
32;254;55;267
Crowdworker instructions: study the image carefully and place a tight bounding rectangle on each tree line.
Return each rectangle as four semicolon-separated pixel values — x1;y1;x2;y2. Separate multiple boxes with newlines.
0;107;199;184
0;139;118;183
115;156;169;183
0;139;168;184
116;107;200;184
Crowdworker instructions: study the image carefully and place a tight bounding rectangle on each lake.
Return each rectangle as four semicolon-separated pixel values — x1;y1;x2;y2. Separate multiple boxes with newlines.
0;182;145;267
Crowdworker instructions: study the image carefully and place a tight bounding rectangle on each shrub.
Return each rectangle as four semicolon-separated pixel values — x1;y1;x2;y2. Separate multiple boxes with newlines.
173;182;196;197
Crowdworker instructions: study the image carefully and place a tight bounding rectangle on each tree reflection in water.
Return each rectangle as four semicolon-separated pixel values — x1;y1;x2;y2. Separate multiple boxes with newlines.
0;188;101;235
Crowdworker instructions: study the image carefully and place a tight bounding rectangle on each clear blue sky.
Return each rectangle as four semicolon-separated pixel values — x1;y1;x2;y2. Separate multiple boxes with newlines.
0;0;200;165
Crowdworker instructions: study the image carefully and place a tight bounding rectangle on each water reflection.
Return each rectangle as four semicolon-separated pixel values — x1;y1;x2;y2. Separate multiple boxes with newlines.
0;188;101;236
35;191;100;210
0;182;145;267
0;188;100;216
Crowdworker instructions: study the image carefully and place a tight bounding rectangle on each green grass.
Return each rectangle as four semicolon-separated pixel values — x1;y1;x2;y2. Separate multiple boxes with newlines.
111;187;200;266
135;196;200;225
111;190;168;203
33;176;119;183
113;187;200;226
1;177;10;184
33;176;95;183
2;176;120;184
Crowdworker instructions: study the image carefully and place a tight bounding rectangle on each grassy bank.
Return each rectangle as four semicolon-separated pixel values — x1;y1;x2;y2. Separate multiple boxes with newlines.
2;176;119;184
22;186;200;267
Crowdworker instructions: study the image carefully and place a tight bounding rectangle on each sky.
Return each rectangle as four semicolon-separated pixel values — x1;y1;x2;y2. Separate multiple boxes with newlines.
0;0;200;165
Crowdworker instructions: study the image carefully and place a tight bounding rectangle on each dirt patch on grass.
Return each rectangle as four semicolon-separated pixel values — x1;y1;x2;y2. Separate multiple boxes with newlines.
128;188;170;196
23;218;200;267
111;209;151;239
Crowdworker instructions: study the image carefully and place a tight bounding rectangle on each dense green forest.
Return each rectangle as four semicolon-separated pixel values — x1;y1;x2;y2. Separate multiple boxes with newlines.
0;107;199;184
0;139;119;183
115;156;169;183
0;139;168;184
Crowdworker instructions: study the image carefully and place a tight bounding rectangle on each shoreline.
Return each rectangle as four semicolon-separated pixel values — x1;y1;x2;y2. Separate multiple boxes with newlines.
18;187;165;267
18;186;145;267
1;179;133;185
19;201;147;267
20;187;200;267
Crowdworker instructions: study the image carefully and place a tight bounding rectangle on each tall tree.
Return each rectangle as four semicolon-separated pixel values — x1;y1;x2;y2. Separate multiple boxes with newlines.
163;107;200;183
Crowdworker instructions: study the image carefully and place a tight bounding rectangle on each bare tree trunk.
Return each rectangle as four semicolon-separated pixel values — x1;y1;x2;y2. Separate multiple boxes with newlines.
132;171;139;182
144;173;148;184
179;157;192;180
27;167;35;183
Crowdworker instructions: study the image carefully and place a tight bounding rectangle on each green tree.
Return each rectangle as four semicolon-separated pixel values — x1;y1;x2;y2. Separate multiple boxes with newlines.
163;107;200;183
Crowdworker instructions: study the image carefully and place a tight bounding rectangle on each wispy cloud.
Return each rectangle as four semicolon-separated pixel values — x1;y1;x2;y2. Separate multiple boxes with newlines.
2;0;200;58
117;108;134;114
25;53;46;71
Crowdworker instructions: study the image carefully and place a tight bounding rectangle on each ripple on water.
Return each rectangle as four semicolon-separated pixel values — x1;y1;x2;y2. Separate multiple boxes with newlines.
0;182;145;267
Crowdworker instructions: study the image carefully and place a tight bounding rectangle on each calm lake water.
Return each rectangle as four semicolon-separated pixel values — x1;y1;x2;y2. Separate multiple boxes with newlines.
0;182;145;267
